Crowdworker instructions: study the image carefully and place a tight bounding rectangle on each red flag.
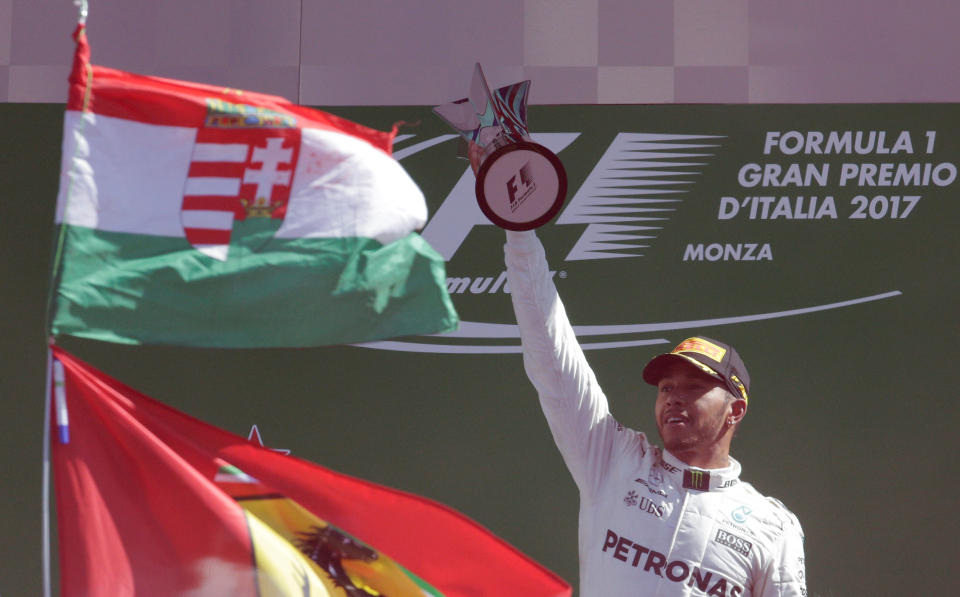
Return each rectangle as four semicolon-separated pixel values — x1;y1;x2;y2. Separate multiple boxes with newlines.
51;345;571;597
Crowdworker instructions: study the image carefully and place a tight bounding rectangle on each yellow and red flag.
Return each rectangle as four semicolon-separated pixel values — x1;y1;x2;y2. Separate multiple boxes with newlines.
50;346;571;597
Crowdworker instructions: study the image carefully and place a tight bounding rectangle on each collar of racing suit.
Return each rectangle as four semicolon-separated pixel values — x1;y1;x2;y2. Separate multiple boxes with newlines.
660;449;742;492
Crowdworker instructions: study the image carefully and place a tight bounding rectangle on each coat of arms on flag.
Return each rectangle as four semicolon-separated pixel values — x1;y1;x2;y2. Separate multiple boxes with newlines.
182;101;302;260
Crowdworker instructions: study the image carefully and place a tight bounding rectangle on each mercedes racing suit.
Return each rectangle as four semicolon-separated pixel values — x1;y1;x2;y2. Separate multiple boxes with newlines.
504;230;807;597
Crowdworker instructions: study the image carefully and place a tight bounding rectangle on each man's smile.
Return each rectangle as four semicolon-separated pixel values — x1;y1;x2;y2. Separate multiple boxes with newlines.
662;411;690;428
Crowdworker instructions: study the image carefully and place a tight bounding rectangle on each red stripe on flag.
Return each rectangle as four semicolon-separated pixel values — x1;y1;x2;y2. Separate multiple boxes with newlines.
182;227;232;245
68;25;396;155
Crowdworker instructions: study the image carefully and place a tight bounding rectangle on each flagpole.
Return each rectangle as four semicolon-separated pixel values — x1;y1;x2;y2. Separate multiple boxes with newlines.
44;5;88;594
46;2;94;343
41;343;53;597
74;0;88;24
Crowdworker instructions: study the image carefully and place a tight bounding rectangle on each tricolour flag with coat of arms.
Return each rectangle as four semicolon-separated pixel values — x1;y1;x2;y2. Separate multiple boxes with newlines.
51;345;572;597
49;25;458;347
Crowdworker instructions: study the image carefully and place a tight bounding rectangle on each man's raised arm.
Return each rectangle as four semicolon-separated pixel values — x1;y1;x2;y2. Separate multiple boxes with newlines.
504;230;642;493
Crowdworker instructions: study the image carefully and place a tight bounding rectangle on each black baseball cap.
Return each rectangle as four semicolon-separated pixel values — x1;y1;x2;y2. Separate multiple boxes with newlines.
642;336;750;403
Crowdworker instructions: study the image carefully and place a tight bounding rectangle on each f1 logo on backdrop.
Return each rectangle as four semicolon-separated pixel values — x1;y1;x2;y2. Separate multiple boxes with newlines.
408;132;710;263
363;131;903;354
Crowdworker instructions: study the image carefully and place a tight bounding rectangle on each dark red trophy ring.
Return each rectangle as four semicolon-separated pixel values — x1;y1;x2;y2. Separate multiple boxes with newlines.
474;141;568;231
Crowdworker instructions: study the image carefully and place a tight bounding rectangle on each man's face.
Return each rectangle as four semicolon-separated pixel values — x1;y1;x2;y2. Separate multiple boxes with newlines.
654;360;733;458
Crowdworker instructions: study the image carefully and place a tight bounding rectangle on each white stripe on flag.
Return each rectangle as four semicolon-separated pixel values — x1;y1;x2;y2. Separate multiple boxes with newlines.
194;245;230;261
56;111;428;243
184;177;242;197
56;111;196;236
276;128;427;243
192;143;249;162
181;210;235;230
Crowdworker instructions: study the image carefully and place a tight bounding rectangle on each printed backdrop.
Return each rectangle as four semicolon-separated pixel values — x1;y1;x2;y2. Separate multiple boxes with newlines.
2;102;958;596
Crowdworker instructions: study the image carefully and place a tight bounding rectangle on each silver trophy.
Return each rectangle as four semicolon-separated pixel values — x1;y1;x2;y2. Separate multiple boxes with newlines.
433;64;567;230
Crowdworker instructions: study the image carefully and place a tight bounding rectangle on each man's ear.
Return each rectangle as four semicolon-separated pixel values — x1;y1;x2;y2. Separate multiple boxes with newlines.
729;398;747;425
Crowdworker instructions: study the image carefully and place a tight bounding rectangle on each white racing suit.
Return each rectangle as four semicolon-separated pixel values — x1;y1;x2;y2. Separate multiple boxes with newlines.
504;230;807;597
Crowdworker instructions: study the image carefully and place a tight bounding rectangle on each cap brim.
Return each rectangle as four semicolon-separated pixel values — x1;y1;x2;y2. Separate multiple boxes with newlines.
642;353;723;387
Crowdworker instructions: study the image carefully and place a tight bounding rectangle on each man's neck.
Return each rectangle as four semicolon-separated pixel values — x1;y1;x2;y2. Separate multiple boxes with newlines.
669;447;731;470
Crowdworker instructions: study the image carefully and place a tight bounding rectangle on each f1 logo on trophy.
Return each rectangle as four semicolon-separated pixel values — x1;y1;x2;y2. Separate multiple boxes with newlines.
433;64;568;230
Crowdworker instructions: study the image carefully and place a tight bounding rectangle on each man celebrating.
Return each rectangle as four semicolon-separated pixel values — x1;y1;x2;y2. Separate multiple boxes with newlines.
503;229;807;597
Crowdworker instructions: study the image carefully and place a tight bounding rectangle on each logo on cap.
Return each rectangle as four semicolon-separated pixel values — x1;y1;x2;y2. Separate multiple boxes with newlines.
672;337;727;362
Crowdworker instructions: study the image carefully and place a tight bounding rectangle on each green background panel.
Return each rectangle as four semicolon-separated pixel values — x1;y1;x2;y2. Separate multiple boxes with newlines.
2;103;958;596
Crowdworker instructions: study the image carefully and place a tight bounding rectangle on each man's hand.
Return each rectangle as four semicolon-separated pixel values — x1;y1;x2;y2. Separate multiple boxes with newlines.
468;141;483;175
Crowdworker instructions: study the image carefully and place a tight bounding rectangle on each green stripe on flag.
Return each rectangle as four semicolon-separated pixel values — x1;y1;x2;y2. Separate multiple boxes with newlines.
50;226;458;348
216;464;258;483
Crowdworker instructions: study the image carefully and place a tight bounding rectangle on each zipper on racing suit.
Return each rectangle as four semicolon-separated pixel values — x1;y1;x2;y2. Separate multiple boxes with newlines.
656;488;691;596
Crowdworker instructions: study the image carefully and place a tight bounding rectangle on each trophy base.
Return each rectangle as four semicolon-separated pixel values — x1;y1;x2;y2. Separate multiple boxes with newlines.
474;141;568;231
